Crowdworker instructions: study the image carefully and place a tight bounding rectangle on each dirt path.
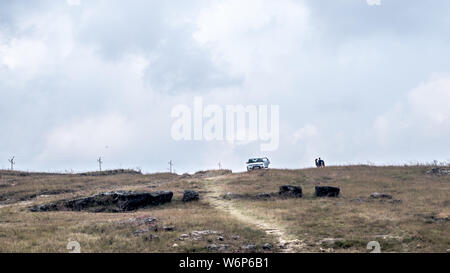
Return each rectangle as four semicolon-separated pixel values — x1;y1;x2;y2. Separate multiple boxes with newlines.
0;200;34;210
202;177;306;253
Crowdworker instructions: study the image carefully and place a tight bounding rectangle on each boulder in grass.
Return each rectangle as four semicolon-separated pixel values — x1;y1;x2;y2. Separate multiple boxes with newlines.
315;186;340;197
30;190;173;213
262;243;273;250
147;191;173;206
207;244;218;251
182;189;200;202
279;185;303;198
427;168;450;175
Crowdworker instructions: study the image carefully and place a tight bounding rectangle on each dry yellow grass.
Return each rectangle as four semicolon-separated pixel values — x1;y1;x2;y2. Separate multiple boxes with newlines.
0;165;448;253
206;166;449;252
0;170;277;253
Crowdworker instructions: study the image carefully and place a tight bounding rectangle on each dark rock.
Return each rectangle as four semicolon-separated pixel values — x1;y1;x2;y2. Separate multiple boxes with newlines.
262;243;273;250
427;168;450;175
179;234;190;240
142;217;158;225
29;203;58;212
217;236;224;241
370;192;393;199
29;190;173;213
207;244;218;251
148;191;173;206
315;186;340;197
163;225;175;231
279;185;302;198
183;190;199;202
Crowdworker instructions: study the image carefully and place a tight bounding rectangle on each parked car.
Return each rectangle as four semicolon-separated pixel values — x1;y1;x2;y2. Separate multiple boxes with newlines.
246;157;270;171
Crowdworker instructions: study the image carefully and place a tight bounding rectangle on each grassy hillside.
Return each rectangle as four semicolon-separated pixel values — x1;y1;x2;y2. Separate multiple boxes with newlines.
0;166;448;253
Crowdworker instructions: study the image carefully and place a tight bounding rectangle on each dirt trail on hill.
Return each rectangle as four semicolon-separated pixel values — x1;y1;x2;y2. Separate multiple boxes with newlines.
0;200;33;210
202;177;306;253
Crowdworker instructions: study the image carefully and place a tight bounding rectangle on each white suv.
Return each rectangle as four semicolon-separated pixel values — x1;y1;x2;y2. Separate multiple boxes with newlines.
246;157;270;171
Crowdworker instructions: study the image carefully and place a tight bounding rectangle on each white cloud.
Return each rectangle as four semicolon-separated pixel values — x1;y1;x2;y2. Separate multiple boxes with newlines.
337;39;384;67
38;113;138;160
374;75;450;148
367;0;381;6
408;75;450;125
194;0;310;76
292;124;319;144
67;0;81;6
0;12;75;83
0;36;47;71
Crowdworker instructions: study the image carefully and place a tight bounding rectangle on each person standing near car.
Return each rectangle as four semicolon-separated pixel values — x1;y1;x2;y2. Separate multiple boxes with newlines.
318;158;325;167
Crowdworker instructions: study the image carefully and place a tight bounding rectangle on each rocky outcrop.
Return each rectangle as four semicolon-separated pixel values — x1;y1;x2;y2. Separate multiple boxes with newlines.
315;186;340;197
182;190;199;202
279;185;303;198
207;244;218;251
262;243;273;250
30;190;173;213
427;168;450;175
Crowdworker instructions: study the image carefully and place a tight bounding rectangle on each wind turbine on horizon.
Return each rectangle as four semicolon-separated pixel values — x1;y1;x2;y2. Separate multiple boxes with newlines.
97;157;103;172
8;156;15;171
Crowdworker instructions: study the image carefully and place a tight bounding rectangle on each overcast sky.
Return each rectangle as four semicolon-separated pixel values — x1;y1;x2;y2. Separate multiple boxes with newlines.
1;0;450;173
